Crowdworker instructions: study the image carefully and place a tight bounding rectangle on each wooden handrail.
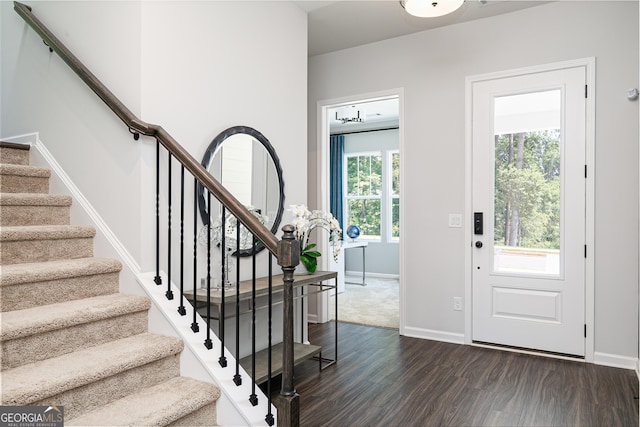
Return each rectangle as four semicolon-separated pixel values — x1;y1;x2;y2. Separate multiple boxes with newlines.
13;1;279;256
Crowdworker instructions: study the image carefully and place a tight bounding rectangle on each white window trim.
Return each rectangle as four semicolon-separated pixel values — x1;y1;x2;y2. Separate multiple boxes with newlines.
388;150;400;242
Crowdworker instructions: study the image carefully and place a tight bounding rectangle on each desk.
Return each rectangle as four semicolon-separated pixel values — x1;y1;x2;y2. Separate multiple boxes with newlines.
184;271;338;381
343;240;368;286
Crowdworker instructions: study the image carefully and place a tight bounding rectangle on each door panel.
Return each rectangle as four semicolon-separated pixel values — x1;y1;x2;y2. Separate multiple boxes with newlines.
472;66;586;356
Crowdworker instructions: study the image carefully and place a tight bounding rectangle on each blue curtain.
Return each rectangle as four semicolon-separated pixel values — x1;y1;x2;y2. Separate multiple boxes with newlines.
330;135;344;230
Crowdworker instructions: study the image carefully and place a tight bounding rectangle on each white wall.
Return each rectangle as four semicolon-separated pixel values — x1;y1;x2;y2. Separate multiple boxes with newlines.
1;0;144;262
309;1;639;360
139;0;307;282
2;0;307;276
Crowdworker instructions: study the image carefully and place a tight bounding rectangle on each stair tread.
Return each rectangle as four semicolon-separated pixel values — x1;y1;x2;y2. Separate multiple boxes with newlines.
1;293;150;341
0;257;121;286
0;193;72;206
1;332;184;405
0;164;50;177
0;224;96;241
67;376;220;426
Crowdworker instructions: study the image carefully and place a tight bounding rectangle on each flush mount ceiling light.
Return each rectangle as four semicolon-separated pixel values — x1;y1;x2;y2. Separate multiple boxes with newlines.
336;105;366;124
400;0;465;18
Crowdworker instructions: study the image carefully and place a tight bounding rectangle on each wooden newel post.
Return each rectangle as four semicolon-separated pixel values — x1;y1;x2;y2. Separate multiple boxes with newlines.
277;224;300;427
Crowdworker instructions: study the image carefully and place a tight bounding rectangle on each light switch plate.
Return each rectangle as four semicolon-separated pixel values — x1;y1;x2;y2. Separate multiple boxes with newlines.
448;214;462;228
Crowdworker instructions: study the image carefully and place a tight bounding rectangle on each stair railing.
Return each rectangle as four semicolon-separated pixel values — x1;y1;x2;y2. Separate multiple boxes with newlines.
14;2;301;426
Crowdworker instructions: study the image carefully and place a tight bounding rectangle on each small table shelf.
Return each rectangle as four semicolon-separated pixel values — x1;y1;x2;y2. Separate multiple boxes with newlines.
239;342;322;384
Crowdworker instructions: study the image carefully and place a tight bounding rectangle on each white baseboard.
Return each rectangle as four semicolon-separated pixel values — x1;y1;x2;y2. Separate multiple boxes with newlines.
345;270;399;280
402;326;465;345
593;351;638;371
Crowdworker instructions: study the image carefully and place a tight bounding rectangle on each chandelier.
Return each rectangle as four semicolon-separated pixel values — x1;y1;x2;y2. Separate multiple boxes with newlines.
335;105;366;124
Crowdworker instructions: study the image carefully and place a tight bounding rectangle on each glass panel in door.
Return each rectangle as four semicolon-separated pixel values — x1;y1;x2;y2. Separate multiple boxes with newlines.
493;90;561;276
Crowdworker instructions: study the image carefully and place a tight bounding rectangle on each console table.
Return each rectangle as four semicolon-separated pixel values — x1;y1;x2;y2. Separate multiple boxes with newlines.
184;270;338;383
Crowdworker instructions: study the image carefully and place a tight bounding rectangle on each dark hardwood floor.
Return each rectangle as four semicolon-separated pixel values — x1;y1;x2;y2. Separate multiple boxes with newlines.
292;322;638;427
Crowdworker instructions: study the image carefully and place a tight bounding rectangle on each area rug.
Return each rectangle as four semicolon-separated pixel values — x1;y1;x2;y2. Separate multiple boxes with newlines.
329;275;399;329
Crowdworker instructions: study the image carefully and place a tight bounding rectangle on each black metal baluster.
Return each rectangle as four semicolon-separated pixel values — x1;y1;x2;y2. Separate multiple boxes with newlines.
166;152;173;300
249;233;258;406
178;165;186;315
219;206;227;367
154;140;162;286
265;253;274;426
204;190;213;350
191;178;199;333
233;222;242;386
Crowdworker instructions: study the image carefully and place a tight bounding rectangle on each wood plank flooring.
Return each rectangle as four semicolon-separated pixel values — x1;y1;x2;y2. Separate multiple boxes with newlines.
292;322;638;427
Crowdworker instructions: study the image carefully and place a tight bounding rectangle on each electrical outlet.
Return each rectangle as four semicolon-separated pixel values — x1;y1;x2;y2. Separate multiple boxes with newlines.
453;297;462;311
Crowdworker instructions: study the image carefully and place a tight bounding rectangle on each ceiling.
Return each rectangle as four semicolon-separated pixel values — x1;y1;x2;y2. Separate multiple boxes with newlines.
296;0;549;57
300;0;550;132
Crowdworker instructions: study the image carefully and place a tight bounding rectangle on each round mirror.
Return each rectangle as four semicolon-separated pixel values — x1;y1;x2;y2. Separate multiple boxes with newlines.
198;126;285;256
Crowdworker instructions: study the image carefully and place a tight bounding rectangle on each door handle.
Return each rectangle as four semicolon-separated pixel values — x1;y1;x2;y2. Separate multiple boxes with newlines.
475;241;483;248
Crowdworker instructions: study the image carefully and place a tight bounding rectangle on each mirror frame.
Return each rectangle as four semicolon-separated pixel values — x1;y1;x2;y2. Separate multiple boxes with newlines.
197;125;285;256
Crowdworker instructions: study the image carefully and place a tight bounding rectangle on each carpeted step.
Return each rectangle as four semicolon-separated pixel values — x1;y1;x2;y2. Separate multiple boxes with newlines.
0;257;121;311
66;376;221;426
0;193;72;226
1;294;151;370
0;225;95;265
1;333;184;420
0;164;50;193
0;143;30;166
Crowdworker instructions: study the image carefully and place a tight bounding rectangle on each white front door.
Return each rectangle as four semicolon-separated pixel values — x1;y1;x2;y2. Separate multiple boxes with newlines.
472;66;587;356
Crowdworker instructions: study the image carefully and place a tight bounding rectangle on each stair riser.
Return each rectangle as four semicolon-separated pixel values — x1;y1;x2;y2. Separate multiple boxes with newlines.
0;147;29;166
2;311;149;370
0;272;120;312
0;205;70;226
1;238;93;265
0;147;30;166
0;175;49;193
30;356;181;420
169;403;218;427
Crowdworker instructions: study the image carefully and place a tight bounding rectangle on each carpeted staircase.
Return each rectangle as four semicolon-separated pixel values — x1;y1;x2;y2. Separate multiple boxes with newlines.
0;142;221;426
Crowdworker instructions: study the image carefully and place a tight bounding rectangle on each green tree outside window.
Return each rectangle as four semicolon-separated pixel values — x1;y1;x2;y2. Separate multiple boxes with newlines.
494;130;561;250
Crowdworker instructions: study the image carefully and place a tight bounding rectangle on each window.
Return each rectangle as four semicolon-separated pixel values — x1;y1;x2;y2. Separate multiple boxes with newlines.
344;150;400;242
390;151;400;240
346;152;382;239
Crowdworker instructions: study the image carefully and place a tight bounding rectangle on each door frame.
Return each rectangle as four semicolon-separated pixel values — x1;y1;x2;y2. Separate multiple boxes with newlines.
464;58;596;362
315;88;405;332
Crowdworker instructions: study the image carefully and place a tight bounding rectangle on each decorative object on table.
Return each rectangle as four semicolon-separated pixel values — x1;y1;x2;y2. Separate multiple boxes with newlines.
346;224;361;241
289;204;342;274
199;206;268;288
